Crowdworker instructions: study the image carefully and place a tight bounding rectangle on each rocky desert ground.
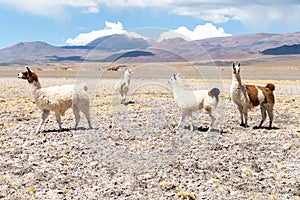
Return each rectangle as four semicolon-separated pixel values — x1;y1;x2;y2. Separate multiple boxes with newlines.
0;64;299;199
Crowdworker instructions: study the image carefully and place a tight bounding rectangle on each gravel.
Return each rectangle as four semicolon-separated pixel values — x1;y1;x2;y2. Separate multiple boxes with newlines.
0;76;299;199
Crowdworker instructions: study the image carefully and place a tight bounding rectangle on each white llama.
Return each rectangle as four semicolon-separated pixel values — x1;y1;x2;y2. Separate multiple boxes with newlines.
114;69;133;104
169;73;221;133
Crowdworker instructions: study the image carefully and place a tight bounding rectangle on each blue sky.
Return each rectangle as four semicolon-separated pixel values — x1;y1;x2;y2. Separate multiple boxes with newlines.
0;0;299;49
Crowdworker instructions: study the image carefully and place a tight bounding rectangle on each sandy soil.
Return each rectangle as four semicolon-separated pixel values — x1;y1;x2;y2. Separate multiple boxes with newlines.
0;65;299;199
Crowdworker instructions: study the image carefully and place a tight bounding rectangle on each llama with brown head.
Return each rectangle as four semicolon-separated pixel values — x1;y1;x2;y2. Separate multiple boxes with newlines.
18;66;92;133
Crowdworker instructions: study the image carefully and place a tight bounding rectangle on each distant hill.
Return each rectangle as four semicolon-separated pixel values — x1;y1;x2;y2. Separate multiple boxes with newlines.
0;41;88;65
195;32;300;60
138;32;300;62
1;32;300;65
61;34;153;51
100;50;155;62
85;34;152;51
261;44;300;55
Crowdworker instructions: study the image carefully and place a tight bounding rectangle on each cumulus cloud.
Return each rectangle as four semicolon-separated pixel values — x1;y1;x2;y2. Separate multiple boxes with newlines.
159;23;232;41
65;21;152;45
66;22;230;45
65;21;126;46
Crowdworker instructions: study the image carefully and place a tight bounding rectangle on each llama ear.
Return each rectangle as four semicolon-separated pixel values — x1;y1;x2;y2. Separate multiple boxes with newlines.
238;63;240;67
232;63;236;73
26;66;32;76
173;73;176;80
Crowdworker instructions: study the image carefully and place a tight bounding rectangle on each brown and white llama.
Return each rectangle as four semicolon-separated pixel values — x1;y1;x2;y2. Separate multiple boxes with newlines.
230;63;275;128
18;67;92;133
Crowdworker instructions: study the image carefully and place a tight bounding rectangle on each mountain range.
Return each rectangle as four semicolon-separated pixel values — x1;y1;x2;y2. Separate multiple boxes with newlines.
0;32;300;65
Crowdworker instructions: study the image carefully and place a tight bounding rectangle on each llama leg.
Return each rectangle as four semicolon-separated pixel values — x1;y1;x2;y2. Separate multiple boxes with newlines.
243;110;249;128
73;105;81;130
266;105;274;128
121;93;125;104
187;111;193;131
120;91;127;104
177;111;186;129
210;109;222;133
81;105;92;129
118;91;123;104
237;104;244;126
206;107;214;133
259;105;267;127
207;115;216;133
55;113;62;132
123;92;127;104
36;110;50;134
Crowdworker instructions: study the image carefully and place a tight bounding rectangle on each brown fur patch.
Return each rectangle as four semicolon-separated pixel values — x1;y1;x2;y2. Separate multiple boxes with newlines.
29;72;39;83
232;66;236;74
257;85;275;104
245;85;260;106
20;71;28;79
208;91;212;97
22;71;38;83
205;106;212;114
246;84;275;105
266;83;275;91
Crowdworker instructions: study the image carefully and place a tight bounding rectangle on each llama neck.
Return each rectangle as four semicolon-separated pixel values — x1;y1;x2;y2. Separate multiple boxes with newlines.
30;81;42;93
232;74;242;86
124;75;130;85
171;80;193;97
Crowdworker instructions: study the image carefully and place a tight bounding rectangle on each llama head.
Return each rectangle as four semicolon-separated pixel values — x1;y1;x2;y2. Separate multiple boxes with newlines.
168;73;181;84
232;62;241;74
208;88;220;102
125;69;133;77
18;66;39;83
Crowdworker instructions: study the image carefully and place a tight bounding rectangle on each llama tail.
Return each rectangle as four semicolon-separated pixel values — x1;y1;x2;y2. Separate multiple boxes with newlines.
208;88;220;102
266;83;275;91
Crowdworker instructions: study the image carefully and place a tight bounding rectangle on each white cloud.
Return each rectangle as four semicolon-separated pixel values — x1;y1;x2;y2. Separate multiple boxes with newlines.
1;1;300;32
0;0;99;18
82;6;99;14
171;7;237;23
166;1;300;31
65;21;126;46
96;0;300;32
125;32;150;41
65;22;152;46
66;22;230;46
235;4;300;32
159;23;232;41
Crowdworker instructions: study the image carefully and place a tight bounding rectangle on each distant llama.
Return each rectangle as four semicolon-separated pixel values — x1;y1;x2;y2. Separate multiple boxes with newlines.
18;67;92;133
114;69;133;104
230;63;275;128
169;73;221;133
